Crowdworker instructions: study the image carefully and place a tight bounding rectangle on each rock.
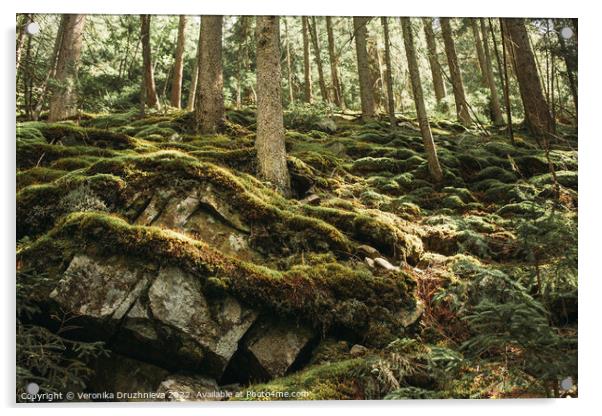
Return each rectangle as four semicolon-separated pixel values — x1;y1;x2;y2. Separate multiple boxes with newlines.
300;194;321;206
157;375;223;402
357;244;380;259
50;254;151;323
349;344;369;357
226;320;314;381
130;266;257;378
364;257;375;268
87;353;169;402
399;300;425;328
316;117;337;133
373;257;400;271
152;190;200;229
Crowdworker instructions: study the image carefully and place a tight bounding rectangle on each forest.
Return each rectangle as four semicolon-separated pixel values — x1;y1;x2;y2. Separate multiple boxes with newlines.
15;14;577;401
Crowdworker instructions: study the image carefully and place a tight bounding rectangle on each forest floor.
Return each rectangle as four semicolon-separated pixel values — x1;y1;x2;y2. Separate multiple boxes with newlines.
16;108;578;400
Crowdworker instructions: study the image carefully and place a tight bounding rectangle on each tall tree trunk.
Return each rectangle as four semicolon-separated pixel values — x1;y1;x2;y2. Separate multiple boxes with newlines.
400;18;443;183
475;18;505;125
283;17;295;106
381;17;396;128
556;19;578;116
33;14;65;121
170;15;187;108
421;18;447;104
309;17;329;102
255;16;291;197
353;17;375;120
326;17;343;108
140;15;160;111
48;14;86;122
503;18;554;139
16;14;28;71
196;15;224;134
302;17;313;103
497;18;515;142
187;20;202;111
440;17;471;126
234;16;250;110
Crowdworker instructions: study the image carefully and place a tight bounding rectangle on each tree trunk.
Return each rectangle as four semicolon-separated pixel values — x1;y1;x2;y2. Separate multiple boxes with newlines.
309;17;329;102
283;17;295;106
381;17;396;127
234;16;250;110
326;17;343;108
496;18;515;142
440;17;471;126
400;18;443;183
353;17;376;120
140;15;160;111
170;15;187;108
556;19;578;115
421;18;447;104
48;14;86;122
475;18;505;125
187;20;202;111
503;18;554;139
196;15;224;134
255;16;291;197
16;14;28;71
302;17;313;103
33;14;65;120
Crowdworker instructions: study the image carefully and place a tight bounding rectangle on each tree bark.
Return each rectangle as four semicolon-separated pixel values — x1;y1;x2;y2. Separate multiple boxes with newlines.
255;16;291;197
302;17;313;103
353;17;376;120
170;15;187;108
140;15;160;111
309;17;329;102
400;18;443;182
475;18;505;125
16;14;28;71
48;14;86;122
421;18;447;104
326;17;343;108
283;17;295;105
186;20;202;111
496;18;515;142
503;18;554;139
196;15;224;134
555;19;578;115
440;17;471;126
381;17;396;127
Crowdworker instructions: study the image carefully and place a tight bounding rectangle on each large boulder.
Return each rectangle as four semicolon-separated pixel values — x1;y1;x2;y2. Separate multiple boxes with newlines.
224;320;315;382
120;266;257;378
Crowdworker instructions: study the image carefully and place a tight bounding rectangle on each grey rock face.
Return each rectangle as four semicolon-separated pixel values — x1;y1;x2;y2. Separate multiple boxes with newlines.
243;320;314;379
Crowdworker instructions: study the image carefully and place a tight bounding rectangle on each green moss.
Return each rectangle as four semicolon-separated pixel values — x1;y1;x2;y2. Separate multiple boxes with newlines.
474;166;518;183
531;170;577;191
497;201;545;219
21;212;416;338
441;195;466;211
17;141;116;169
351;157;405;174
16;167;68;190
50;156;99;171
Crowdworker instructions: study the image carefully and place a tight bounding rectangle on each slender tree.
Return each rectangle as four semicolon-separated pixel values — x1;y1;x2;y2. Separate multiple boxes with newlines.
473;18;504;125
255;16;291;196
503;18;554;138
400;18;443;182
187;20;202;111
234;16;251;109
421;18;447;105
326;17;344;108
16;14;28;71
170;15;187;108
381;17;396;127
309;17;329;102
555;19;578;115
140;15;160;110
33;15;65;120
48;14;86;122
302;17;313;103
440;17;471;126
196;15;224;134
283;17;295;105
353;17;376;120
496;18;514;142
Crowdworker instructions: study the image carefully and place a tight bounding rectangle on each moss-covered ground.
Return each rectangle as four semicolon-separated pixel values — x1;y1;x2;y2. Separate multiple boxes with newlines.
16;109;578;399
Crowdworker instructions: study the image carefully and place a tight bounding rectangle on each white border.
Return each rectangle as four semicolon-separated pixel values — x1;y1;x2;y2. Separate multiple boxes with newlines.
2;1;598;415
